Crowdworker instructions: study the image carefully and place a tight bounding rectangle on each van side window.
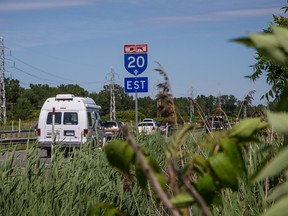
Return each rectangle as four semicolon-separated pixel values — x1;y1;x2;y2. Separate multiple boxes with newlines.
46;112;62;125
95;112;101;121
64;112;78;125
87;112;93;127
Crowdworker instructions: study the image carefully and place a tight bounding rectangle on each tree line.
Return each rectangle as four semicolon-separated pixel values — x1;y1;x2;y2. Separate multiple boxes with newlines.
4;78;266;124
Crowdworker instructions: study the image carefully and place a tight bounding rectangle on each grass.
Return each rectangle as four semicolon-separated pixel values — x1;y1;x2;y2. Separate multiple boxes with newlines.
0;135;171;216
0;126;279;215
0;119;38;131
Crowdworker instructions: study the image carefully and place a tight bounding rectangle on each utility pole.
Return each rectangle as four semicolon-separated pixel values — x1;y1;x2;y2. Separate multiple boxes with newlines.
217;91;222;108
109;68;116;121
189;87;194;123
0;38;6;124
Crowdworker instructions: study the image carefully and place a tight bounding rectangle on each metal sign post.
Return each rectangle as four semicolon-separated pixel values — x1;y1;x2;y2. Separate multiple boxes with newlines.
135;92;138;127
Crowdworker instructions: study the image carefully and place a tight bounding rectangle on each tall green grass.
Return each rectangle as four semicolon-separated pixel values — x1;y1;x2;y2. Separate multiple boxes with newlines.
0;129;279;215
0;136;171;215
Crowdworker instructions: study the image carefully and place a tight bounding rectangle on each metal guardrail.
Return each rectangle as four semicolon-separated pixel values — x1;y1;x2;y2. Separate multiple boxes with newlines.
0;129;38;145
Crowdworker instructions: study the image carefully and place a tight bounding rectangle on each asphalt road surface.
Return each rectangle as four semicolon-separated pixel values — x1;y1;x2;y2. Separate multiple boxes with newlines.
0;149;51;167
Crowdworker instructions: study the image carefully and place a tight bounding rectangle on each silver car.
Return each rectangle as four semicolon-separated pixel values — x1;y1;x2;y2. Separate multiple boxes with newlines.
137;121;159;134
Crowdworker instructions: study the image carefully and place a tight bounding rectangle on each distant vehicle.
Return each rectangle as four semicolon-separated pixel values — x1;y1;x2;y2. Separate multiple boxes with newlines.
205;116;227;132
138;121;159;134
159;122;174;136
103;121;124;139
37;94;106;156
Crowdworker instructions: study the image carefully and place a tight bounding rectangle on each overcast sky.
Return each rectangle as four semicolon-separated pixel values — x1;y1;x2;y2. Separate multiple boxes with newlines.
0;0;286;105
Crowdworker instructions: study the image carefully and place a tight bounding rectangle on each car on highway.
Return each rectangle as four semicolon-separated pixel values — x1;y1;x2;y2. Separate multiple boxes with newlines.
103;121;124;139
137;121;159;134
159;122;174;136
205;116;227;132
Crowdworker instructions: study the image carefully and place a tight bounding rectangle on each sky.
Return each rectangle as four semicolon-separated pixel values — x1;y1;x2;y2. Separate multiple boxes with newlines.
0;0;286;105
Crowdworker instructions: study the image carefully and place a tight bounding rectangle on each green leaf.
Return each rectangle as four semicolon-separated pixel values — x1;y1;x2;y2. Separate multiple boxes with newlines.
209;153;238;190
135;159;147;188
104;140;135;173
249;33;278;50
148;156;161;173
260;196;288;216
220;139;246;179
170;192;194;208
277;83;288;112
268;183;288;202
194;174;217;204
191;154;210;174
146;157;167;189
273;26;288;54
252;147;288;183
234;27;288;66
87;202;126;216
268;47;287;65
228;118;268;140
231;37;255;47
267;112;288;135
155;173;167;191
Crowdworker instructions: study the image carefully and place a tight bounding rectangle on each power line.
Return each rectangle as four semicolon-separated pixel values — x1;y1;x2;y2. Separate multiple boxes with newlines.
10;54;105;85
13;66;60;86
4;43;108;92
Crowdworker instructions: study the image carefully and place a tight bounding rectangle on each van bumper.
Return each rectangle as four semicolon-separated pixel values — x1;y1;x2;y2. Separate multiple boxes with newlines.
40;141;84;148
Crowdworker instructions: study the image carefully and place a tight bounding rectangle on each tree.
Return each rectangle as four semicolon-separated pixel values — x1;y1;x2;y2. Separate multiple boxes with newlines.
219;95;239;116
29;84;55;109
138;96;157;120
113;84;134;113
57;84;89;97
5;78;24;121
14;97;35;120
174;97;190;123
234;7;288;102
195;95;216;116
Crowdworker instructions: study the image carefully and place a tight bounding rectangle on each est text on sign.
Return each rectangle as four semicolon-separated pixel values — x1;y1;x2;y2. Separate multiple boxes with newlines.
124;77;148;93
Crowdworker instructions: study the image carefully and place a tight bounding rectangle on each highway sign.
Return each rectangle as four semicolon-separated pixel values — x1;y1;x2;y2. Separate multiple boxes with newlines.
124;77;148;93
124;44;148;76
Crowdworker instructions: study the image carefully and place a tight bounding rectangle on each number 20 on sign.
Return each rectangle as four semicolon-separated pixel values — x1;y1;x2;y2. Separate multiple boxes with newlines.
124;44;148;76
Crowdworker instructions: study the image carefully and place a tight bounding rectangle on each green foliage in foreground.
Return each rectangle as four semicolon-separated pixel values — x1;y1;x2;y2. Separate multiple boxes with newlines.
105;119;271;215
1;113;288;216
0;136;170;216
104;112;288;216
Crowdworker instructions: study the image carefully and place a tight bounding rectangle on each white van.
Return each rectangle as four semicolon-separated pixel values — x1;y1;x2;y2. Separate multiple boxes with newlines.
37;94;106;156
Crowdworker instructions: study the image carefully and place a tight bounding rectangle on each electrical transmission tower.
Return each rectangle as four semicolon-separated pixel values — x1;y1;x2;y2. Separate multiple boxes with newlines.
109;68;116;121
0;38;6;124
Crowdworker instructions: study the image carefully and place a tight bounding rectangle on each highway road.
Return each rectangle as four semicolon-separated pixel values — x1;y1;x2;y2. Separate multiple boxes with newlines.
0;149;51;167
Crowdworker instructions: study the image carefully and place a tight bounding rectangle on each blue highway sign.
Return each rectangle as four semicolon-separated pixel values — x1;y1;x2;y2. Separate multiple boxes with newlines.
124;44;148;76
124;77;148;93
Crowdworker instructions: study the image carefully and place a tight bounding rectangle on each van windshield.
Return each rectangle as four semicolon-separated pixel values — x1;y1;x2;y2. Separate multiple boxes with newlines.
46;112;62;125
